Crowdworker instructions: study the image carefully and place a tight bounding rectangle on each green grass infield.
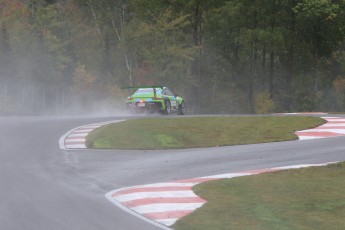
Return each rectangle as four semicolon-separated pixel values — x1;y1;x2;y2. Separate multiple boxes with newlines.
174;162;345;230
86;116;324;150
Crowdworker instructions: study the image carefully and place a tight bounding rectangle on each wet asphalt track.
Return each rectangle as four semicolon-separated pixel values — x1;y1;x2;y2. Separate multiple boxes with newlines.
1;115;345;230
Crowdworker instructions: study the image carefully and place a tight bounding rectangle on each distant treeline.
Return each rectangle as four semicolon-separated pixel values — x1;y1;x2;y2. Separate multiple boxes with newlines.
1;0;345;114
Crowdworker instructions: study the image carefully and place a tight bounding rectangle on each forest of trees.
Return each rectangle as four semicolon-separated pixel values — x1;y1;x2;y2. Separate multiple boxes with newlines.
1;0;345;115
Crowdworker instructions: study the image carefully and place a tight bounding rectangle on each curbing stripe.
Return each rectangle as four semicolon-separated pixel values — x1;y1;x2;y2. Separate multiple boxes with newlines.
155;218;179;226
144;210;194;220
123;197;207;208
58;116;344;227
59;120;125;150
132;203;205;214
295;117;345;140
60;117;345;149
113;191;198;203
113;186;193;195
65;144;86;149
105;189;172;230
106;162;336;228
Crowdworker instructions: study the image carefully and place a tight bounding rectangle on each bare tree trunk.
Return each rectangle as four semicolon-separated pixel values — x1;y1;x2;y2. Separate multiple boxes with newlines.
124;51;133;86
249;9;258;113
269;51;274;97
109;3;133;86
192;0;202;113
313;52;320;109
312;17;323;110
286;0;296;112
262;47;266;91
86;0;105;47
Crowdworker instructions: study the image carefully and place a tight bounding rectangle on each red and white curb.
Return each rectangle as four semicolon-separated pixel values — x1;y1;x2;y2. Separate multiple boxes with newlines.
59;120;125;150
57;116;344;228
59;116;345;149
105;162;335;228
276;112;328;115
295;117;345;140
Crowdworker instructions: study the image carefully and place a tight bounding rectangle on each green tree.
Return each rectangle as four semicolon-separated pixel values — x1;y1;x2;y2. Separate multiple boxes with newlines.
294;0;345;109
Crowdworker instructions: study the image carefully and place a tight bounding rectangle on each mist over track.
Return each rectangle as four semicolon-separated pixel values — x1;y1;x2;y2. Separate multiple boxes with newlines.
1;115;345;230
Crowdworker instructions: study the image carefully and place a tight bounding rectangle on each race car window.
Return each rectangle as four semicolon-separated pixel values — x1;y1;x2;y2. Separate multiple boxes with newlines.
165;89;174;96
136;89;153;93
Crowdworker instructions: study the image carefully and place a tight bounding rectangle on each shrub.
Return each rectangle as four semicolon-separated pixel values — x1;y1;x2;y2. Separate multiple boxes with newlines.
255;91;276;114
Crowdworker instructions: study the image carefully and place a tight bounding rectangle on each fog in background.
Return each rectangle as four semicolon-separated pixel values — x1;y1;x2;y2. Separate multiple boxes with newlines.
0;55;128;116
0;78;126;116
2;0;345;116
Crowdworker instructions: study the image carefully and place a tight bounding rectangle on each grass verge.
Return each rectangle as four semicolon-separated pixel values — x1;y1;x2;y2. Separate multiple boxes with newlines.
86;116;324;150
173;162;345;230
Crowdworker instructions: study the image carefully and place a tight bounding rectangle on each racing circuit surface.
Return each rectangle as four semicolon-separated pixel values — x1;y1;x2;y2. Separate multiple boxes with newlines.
1;115;345;230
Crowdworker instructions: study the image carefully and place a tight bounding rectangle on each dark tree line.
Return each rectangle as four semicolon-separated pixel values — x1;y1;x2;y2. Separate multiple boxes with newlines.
1;0;345;115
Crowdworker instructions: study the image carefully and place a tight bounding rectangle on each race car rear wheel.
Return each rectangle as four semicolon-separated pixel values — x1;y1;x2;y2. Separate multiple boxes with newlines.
178;101;186;115
163;100;171;115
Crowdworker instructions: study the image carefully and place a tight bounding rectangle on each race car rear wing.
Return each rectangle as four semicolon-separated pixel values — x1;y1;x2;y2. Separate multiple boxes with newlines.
121;86;164;98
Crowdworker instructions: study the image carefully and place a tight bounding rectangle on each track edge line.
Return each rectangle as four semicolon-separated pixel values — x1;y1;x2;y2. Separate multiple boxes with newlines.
105;189;172;230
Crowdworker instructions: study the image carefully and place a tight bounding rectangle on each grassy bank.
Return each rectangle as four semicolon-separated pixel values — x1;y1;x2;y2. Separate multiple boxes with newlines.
174;162;345;230
86;116;324;150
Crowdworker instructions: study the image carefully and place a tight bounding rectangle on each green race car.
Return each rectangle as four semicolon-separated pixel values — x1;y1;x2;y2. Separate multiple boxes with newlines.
124;86;186;115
